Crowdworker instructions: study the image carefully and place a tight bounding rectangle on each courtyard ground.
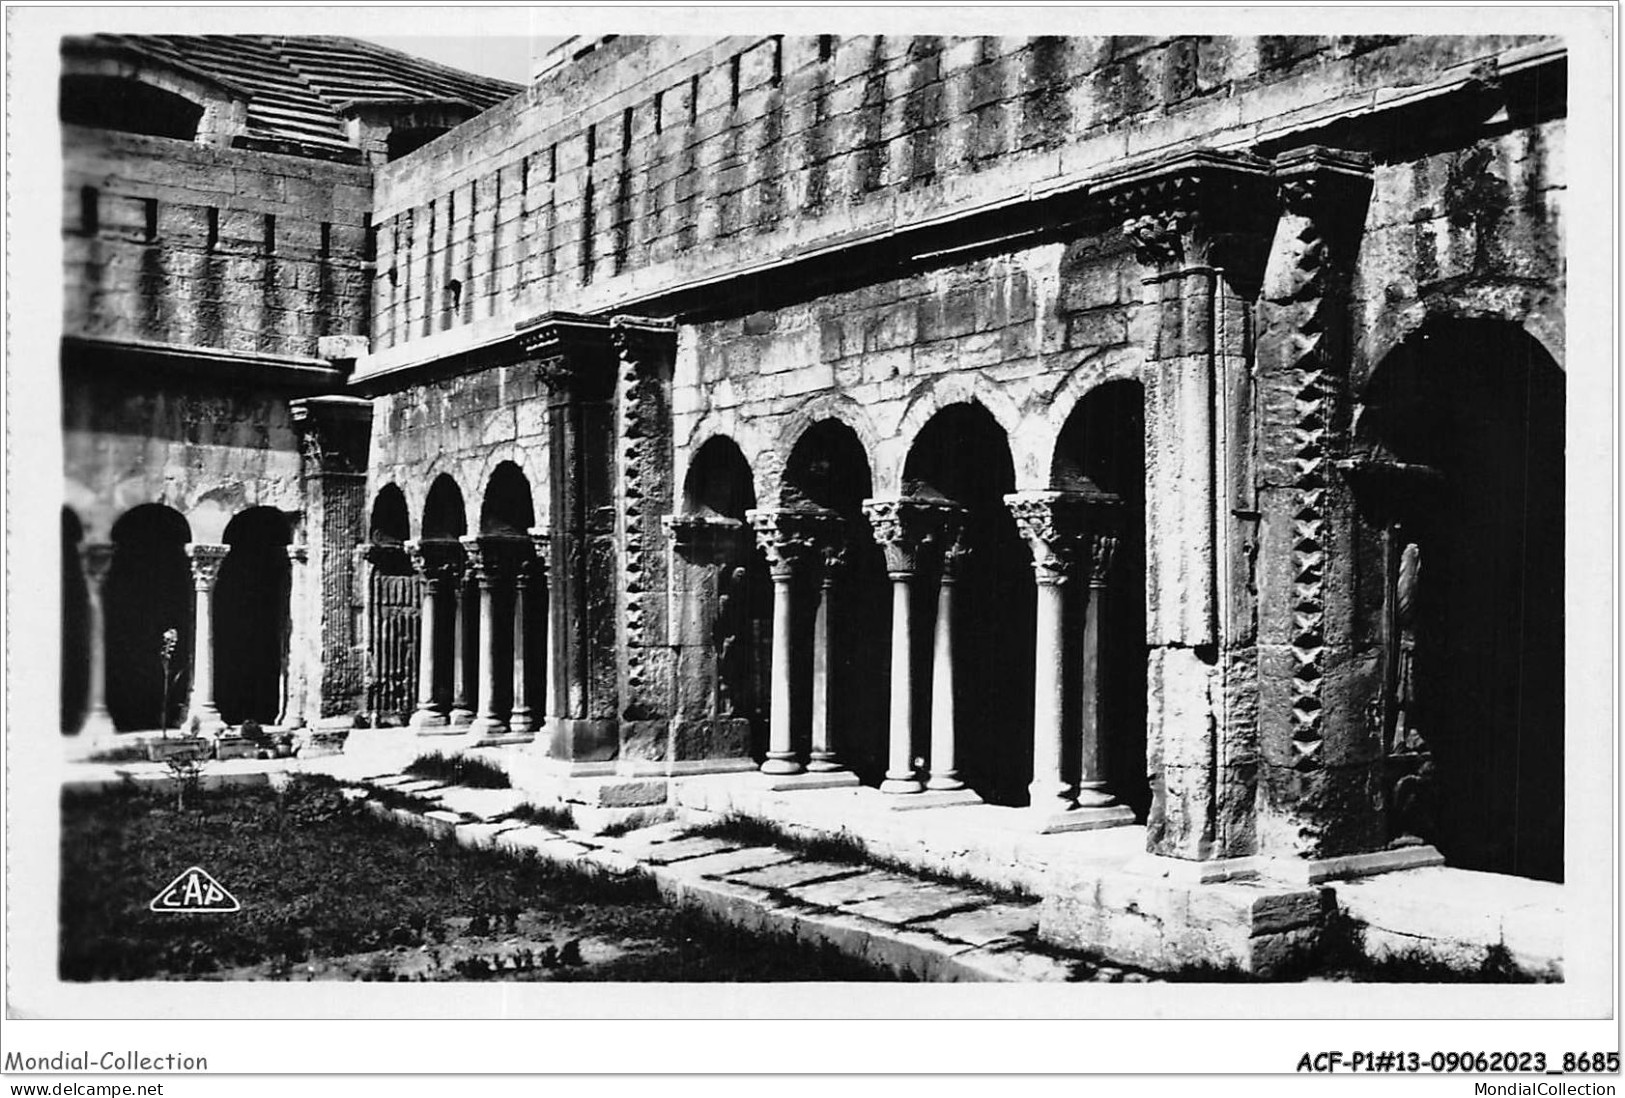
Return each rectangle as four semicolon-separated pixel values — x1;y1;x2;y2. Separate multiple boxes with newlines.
58;776;896;982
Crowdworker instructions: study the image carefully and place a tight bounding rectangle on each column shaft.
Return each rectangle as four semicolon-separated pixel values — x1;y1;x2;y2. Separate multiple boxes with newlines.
80;545;116;738
881;573;922;793
761;570;801;774
1028;575;1073;811
469;576;506;735
1078;580;1111;806
449;574;474;724
807;575;840;772
509;572;534;736
926;574;963;790
184;544;228;736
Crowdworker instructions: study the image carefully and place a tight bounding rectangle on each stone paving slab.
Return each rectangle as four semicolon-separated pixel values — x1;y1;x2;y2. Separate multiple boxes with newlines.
788;869;926;909
391;779;450;795
453;821;525;847
634;835;745;866
728;859;868;891
840;883;991;926
947;941;1079;982
917;901;1041;947
663;845;799;880
433;786;528;821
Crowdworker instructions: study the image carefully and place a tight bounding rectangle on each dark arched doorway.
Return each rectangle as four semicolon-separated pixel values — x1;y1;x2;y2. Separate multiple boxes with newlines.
479;463;538;721
1052;380;1149;820
781;420;889;782
1356;319;1564;881
105;504;192;731
679;437;771;760
214;508;292;726
421;475;468;715
902;402;1032;805
61;508;90;733
365;485;419;726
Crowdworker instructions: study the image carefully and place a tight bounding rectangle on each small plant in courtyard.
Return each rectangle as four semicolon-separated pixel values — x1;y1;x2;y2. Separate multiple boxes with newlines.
501;801;575;830
404;751;511;789
162;748;208;811
157;628;179;736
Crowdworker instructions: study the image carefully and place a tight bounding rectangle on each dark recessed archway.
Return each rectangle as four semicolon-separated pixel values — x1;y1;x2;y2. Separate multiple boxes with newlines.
1052;380;1149;820
61;508;90;733
422;475;467;540
902;402;1032;805
365;484;420;726
782;420;888;782
370;483;410;547
105;504;192;731
683;436;757;520
215;507;292;726
480;462;535;536
1358;318;1564;881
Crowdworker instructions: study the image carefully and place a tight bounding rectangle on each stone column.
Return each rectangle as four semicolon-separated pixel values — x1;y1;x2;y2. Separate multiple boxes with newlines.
1078;527;1120;812
280;544;310;729
522;314;619;764
663;514;757;770
78;542;117;739
512;530;549;737
925;525;969;791
748;508;823;776
447;564;474;726
1252;148;1385;868
808;538;846;773
406;539;456;731
462;535;510;740
863;498;955;795
184;543;230;736
1007;490;1135;830
1102;149;1273;859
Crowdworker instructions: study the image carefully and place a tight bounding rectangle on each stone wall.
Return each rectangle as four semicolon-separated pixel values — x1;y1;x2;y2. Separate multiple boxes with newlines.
62;365;304;543
359;34;1551;379
62;126;373;358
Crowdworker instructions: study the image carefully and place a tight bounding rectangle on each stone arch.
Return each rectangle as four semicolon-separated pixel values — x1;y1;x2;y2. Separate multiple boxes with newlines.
884;375;1025;496
1358;297;1563;397
471;444;548;527
1353;316;1565;882
421;474;468;541
901;402;1034;804
479;461;536;536
105;503;193;731
681;435;758;519
1049;378;1150;820
369;484;411;547
1038;348;1148;481
215;507;293;727
772;396;884;507
679;412;774;516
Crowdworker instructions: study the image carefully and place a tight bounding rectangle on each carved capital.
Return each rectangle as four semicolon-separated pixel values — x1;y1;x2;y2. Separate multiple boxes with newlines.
663;513;751;566
517;311;615;401
1272;146;1373;222
80;541;116;586
460;534;531;587
609;315;678;372
185;543;230;589
405;537;464;587
861;497;962;577
747;507;840;580
1087;531;1119;587
289;395;372;477
1100;149;1274;273
527;526;552;578
1004;490;1121;585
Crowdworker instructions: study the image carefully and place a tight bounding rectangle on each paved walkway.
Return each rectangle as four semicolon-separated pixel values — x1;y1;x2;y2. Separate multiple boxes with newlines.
354;771;1154;983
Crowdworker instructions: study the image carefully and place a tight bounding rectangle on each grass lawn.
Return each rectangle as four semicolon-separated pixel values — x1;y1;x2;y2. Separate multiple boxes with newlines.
59;776;897;982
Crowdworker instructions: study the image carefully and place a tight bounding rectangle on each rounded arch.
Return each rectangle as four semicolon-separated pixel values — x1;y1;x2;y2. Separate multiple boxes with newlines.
421;474;468;540
472;445;548;526
216;507;293;727
779;418;876;513
106;503;193;731
1358;299;1563;397
370;484;411;546
479;461;536;536
885;376;1024;496
771;396;883;506
1039;350;1147;480
681;435;758;519
1355;316;1565;882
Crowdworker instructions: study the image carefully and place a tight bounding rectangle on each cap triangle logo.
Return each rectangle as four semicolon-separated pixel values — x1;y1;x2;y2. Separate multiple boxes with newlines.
149;866;240;913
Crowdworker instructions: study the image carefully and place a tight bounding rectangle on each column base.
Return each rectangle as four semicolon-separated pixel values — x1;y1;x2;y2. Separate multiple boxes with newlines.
1261;845;1446;886
884;787;982;811
448;708;475;727
759;755;804;776
806;753;844;773
77;710;118;741
508;710;536;736
760;769;860;792
925;772;966;791
409;709;451;733
186;706;226;737
468;716;510;739
1030;803;1136;835
880;776;924;794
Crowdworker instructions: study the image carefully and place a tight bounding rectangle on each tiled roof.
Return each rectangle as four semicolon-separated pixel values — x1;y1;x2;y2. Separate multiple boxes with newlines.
65;34;522;157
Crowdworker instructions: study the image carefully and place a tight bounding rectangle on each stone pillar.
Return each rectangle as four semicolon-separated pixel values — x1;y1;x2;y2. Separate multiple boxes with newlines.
1078;527;1121;812
280;544;310;729
663;514;757;769
290;395;372;722
925;525;968;791
462;535;511;740
1007;490;1134;830
1102;149;1273;860
863;498;956;795
406;539;457;731
447;565;475;726
184;543;229;736
1251;148;1385;868
511;531;548;737
748;508;827;776
529;527;553;725
78;542;116;739
522;314;619;765
808;539;846;773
